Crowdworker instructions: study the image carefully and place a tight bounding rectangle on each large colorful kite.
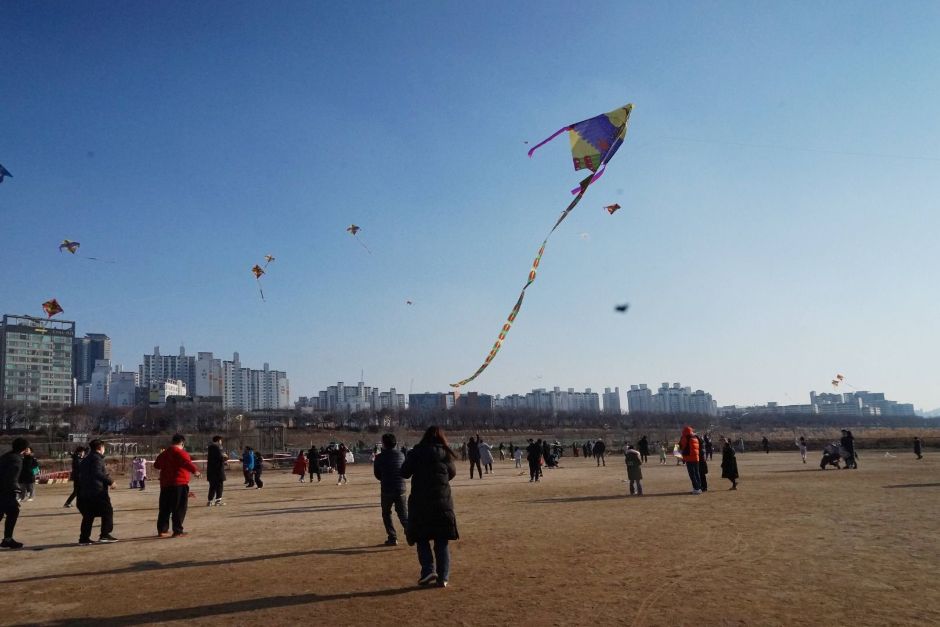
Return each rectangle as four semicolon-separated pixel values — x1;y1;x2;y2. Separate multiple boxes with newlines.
450;103;633;389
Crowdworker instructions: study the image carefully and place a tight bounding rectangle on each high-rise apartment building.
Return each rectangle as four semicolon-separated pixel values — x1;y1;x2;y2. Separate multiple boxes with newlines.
602;387;622;414
220;353;290;410
0;315;75;409
626;384;653;413
72;333;111;384
195;352;223;398
139;346;196;394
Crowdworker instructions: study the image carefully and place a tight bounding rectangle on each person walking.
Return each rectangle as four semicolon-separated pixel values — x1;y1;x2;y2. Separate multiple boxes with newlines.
242;447;255;487
526;439;542;482
206;435;227;506
914;437;923;460
637;436;650;464
479;438;494;475
592;439;606;467
336;444;348;485
308;445;322;482
624;444;643;496
131;456;147;490
77;439;118;545
678;427;702;494
373;433;408;546
64;446;86;508
762;436;770;454
400;426;458;587
796;436;808;464
292;450;308;483
253;448;265;488
153;434;201;538
19;450;39;502
0;438;30;549
721;437;739;490
513;446;523;469
467;437;482;479
696;434;709;492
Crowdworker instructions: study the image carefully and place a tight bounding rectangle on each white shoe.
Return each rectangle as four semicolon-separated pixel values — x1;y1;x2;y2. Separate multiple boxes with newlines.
692;489;702;495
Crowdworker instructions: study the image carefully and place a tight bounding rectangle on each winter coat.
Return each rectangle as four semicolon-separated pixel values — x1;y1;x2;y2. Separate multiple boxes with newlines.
914;440;923;455
721;444;738;479
242;451;255;472
20;454;39;486
292;452;307;476
466;439;480;462
78;451;113;498
336;447;347;473
679;427;700;463
373;448;406;494
0;450;24;495
207;443;227;482
625;449;643;480
592;441;606;456
69;453;82;482
400;442;458;544
479;442;494;466
253;451;264;475
526;442;541;462
132;458;147;482
308;448;321;470
637;437;650;457
153;446;199;488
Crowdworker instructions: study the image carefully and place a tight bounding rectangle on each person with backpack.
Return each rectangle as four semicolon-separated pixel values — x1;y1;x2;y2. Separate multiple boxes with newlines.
153;434;201;537
592;439;607;467
64;446;86;508
0;438;30;549
77;439;117;545
373;433;408;546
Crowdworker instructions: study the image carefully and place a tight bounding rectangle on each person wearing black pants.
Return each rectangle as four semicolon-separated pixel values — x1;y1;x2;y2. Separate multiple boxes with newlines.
526;439;542;482
308;446;321;482
64;446;85;508
77;440;117;545
0;438;30;549
467;437;482;479
696;435;709;492
158;485;190;536
373;433;408;545
206;435;227;506
252;449;264;489
153;434;200;537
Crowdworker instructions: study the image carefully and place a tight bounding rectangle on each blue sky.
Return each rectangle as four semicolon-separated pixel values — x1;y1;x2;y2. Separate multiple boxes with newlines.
2;1;938;410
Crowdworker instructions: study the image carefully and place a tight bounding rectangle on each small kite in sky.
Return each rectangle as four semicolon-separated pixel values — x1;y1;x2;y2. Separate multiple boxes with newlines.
0;164;11;183
614;303;629;313
406;300;413;305
578;232;591;241
251;264;266;301
605;203;621;215
42;299;63;318
59;240;80;254
346;224;372;254
264;254;275;267
451;103;633;390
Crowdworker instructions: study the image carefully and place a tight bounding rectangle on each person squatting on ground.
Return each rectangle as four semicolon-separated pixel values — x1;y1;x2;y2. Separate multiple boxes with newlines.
467;436;482;479
0;438;30;549
19;450;39;502
796;436;808;464
526;439;542;482
292;449;307;483
914;437;923;460
624;444;643;496
400;426;458;588
593;439;606;466
679;426;702;494
77;439;118;545
253;448;265;488
131;456;147;490
154;434;201;537
242;447;255;487
206;435;227;506
373;433;408;546
721;438;739;490
64;446;86;508
308;445;322;482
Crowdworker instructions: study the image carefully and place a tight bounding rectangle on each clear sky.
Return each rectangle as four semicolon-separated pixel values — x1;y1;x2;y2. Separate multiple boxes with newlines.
2;1;938;411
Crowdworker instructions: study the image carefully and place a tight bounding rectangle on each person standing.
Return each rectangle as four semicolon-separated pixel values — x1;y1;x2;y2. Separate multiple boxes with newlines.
400;426;458;587
153;434;201;538
914;437;923;460
77;439;118;545
479;438;494;475
0;438;29;549
206;435;227;506
526;439;541;482
659;441;667;465
498;442;505;461
721;438;739;490
796;436;808;464
242;447;255;487
373;433;408;546
292;450;308;483
131;456;147;490
513;446;523;469
593;439;606;467
840;430;857;469
335;444;348;485
64;446;86;508
467;437;482;479
696;434;709;492
308;445;322;482
703;434;714;461
762;436;770;454
253;448;265;488
624;444;643;496
679;427;702;494
637;436;650;464
19;450;39;502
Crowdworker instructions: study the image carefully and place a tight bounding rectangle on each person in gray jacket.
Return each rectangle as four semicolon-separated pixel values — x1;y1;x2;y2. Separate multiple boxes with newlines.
0;438;29;549
373;433;408;546
77;439;117;545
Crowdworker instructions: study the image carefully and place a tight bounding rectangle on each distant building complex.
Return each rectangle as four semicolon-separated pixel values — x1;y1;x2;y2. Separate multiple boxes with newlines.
627;382;719;416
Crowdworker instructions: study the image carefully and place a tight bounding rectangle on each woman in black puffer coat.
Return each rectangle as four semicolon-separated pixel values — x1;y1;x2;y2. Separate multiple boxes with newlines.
400;425;458;588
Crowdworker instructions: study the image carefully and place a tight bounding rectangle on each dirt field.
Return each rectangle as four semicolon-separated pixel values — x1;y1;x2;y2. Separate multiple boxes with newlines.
2;448;938;626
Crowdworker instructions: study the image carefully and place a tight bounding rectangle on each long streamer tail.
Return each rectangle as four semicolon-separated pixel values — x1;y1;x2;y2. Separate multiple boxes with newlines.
527;126;570;158
356;236;373;255
257;280;265;302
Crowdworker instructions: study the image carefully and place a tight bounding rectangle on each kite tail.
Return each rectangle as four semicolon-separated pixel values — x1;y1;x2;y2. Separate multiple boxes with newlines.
527;126;571;158
449;175;593;389
570;164;606;194
356;237;373;255
257;281;265;302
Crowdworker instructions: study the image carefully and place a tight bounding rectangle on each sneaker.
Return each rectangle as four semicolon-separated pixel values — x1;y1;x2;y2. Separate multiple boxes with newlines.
157;532;172;538
78;539;95;546
27;498;33;502
172;532;189;538
98;534;119;543
417;573;437;586
207;502;214;507
436;580;448;588
1;538;24;550
691;489;702;495
215;500;226;506
384;538;398;546
63;503;73;508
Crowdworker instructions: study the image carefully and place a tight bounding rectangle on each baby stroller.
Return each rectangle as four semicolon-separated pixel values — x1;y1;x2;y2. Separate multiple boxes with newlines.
820;443;843;470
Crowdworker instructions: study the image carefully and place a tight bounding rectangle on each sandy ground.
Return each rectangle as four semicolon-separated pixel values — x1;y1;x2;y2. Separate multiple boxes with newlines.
1;449;938;626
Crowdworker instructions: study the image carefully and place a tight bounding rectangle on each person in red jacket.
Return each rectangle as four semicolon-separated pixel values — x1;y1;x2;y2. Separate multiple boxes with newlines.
679;426;702;494
153;434;201;537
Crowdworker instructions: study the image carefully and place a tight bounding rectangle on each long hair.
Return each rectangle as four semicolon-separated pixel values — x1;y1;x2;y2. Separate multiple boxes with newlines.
421;425;457;459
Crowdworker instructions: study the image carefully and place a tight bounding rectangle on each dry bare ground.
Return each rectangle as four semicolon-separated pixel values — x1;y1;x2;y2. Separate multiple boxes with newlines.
2;449;938;626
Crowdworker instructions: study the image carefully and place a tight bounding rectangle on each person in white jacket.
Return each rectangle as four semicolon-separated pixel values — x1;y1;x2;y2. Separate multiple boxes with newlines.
478;439;494;474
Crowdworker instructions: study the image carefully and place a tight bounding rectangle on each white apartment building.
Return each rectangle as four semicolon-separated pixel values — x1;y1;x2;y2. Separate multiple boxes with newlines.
626;384;653;413
139;346;196;393
195;352;223;397
602;387;622;414
221;352;290;410
149;379;187;405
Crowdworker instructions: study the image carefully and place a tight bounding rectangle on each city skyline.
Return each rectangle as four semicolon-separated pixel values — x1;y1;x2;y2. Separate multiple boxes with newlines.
2;3;938;412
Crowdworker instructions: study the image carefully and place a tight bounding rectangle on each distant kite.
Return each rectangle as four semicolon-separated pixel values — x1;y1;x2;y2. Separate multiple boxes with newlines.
251;264;266;301
406;300;413;305
264;254;275;266
831;373;855;390
450;103;633;390
59;240;80;254
346;224;372;254
614;303;629;313
42;299;63;318
0;164;11;183
578;232;591;241
605;203;621;215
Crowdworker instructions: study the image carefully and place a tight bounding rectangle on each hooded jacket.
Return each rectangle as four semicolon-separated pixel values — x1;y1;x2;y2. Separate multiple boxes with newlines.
400;442;458;544
679;427;700;463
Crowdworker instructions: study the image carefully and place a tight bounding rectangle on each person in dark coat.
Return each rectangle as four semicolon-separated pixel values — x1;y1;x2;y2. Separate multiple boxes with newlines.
721;438;739;490
64;446;86;508
761;436;770;454
914;437;923;460
253;449;264;488
624;444;643;496
703;434;714;461
637;436;650;463
696;434;709;492
373;433;408;545
526;439;542;482
840;430;857;469
308;445;322;482
466;436;482;479
19;451;39;502
0;438;29;549
593;439;606;466
206;435;228;506
77;439;117;545
400;426;458;587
